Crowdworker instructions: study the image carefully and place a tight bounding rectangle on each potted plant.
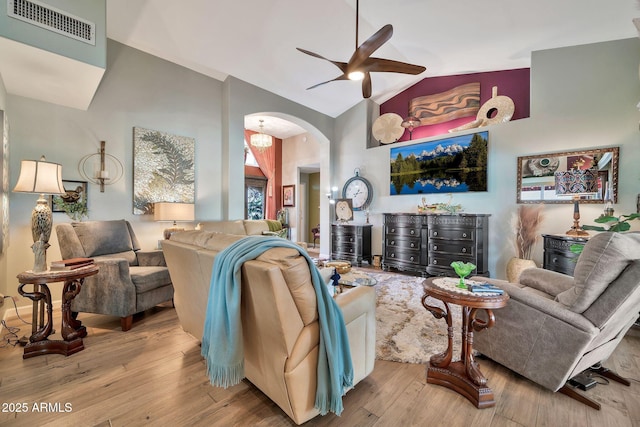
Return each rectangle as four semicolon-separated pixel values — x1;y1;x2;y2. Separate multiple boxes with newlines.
570;213;640;254
507;205;544;282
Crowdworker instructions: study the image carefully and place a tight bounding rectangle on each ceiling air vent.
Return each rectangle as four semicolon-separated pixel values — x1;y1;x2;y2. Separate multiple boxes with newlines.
7;0;95;45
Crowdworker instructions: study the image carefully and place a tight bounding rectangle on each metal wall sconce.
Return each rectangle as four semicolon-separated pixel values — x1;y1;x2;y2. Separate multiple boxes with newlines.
79;141;124;192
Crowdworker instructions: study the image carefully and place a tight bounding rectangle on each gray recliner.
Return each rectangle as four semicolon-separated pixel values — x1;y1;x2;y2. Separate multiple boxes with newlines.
472;231;640;409
56;220;174;331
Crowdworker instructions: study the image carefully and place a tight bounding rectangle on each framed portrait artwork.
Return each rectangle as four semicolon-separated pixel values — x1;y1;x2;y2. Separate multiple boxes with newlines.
283;185;295;207
335;198;353;223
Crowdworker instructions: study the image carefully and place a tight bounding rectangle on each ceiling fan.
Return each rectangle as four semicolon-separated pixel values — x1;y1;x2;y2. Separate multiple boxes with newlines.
297;0;426;98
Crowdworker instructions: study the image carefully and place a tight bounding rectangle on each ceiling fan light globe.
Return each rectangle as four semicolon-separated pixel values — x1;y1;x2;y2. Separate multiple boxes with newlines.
348;71;365;81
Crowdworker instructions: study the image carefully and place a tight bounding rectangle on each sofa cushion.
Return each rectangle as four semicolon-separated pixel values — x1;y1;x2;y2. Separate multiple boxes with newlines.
131;266;172;293
170;230;219;247
557;232;637;312
72;220;136;260
197;221;247;235
243;220;270;236
256;247;318;325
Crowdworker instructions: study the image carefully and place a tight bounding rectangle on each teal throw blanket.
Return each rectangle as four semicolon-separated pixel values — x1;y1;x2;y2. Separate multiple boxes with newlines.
201;236;353;415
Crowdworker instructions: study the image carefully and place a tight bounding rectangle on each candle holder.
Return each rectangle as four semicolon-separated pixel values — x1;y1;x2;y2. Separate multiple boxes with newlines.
79;141;124;192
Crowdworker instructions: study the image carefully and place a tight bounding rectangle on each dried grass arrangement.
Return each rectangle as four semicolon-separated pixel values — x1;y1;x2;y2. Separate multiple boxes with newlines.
512;205;545;259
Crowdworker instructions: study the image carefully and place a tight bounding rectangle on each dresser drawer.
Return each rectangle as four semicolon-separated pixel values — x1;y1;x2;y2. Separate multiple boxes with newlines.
386;225;421;238
332;241;357;254
429;228;475;241
385;249;421;265
385;236;421;251
332;227;357;238
544;251;578;276
428;253;476;272
333;234;358;245
429;240;475;256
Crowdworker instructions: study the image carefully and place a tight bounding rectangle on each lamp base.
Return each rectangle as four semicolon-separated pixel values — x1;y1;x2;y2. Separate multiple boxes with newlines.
31;194;53;272
565;228;590;237
163;226;185;240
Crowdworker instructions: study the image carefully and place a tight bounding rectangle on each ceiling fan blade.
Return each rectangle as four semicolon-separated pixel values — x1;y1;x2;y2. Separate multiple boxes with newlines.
348;24;393;69
362;72;372;98
296;48;348;73
363;58;426;75
306;74;349;90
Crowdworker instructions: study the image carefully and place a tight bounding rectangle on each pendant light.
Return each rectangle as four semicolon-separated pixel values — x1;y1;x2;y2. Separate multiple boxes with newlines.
250;119;272;152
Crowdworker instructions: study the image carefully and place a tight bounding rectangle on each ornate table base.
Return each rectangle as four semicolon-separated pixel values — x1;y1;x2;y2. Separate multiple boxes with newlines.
422;277;509;408
17;265;98;359
427;361;496;408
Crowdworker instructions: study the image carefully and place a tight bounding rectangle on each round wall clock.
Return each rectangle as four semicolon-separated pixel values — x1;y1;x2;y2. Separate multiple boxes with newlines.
342;169;373;211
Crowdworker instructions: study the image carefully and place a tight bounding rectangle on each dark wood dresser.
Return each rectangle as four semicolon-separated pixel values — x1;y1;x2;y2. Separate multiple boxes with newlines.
426;214;490;277
542;234;588;276
382;213;428;275
383;213;490;277
331;223;373;267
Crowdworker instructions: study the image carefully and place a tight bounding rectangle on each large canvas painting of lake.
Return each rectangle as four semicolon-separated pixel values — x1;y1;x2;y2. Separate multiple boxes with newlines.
390;131;488;195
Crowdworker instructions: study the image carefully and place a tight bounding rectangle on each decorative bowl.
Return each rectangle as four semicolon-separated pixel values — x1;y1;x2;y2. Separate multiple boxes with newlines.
324;260;352;274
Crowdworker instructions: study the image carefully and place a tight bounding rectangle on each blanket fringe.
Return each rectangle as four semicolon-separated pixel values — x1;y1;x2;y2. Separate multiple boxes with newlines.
314;393;345;416
205;361;244;389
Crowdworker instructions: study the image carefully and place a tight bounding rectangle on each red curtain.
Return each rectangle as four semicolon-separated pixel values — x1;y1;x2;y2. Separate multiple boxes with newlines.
245;130;276;219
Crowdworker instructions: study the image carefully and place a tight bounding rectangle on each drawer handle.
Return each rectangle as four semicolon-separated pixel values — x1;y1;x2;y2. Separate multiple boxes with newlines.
410;229;415;235
433;260;438;264
409;256;415;262
462;232;468;238
349;238;354;242
433;231;438;236
552;257;558;263
349;248;354;253
433;245;438;250
410;242;415;248
391;228;395;233
391;240;395;245
461;248;467;253
391;253;395;258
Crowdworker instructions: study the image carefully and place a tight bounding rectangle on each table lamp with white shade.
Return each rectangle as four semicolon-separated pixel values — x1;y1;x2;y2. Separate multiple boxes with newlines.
13;156;66;272
154;202;195;239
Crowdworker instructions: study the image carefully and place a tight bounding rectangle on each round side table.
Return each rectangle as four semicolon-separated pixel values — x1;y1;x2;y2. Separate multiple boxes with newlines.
422;277;509;408
17;264;99;359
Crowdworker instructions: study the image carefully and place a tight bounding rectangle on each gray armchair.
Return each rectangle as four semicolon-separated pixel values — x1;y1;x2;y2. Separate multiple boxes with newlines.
56;220;173;331
472;232;640;409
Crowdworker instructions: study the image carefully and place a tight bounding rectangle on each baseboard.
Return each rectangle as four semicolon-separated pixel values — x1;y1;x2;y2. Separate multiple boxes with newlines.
2;299;62;324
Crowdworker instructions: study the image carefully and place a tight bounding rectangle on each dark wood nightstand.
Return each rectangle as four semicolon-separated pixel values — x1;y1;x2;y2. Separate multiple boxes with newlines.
542;234;588;276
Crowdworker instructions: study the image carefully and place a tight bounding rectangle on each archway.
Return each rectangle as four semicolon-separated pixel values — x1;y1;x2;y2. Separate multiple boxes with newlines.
244;112;331;256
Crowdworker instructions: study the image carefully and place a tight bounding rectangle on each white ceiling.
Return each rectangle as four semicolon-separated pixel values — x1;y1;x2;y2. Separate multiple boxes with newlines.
4;1;639;138
106;0;639;122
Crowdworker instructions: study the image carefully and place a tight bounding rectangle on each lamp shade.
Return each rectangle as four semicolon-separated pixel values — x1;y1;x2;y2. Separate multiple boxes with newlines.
13;157;65;195
554;169;598;196
153;202;195;222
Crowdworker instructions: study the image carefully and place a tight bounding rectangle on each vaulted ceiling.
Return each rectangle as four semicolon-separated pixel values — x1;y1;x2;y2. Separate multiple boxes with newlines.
107;0;639;129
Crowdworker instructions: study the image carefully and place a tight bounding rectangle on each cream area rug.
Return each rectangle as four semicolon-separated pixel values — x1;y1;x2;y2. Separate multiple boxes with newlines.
361;269;463;364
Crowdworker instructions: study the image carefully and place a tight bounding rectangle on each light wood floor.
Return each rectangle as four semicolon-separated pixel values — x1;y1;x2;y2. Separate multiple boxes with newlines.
1;302;639;426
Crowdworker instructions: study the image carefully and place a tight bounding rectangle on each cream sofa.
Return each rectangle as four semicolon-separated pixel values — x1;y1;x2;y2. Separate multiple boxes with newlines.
197;219;287;237
162;230;376;424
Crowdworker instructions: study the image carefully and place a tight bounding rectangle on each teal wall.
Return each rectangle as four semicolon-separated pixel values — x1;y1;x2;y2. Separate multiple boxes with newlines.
0;0;106;68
